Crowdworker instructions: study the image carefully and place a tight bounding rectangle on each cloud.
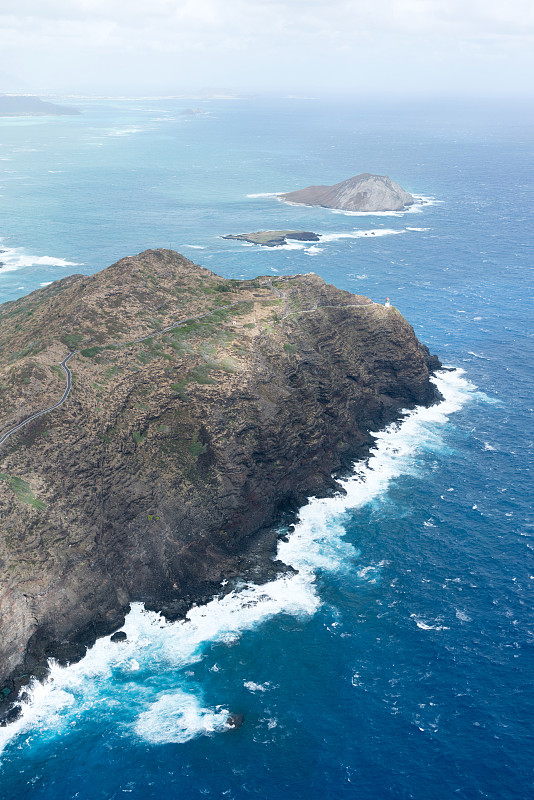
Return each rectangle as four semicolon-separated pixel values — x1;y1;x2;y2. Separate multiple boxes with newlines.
0;0;532;94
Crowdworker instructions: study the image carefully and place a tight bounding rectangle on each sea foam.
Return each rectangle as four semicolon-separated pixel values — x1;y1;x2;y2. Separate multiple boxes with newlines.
0;369;476;754
0;240;79;273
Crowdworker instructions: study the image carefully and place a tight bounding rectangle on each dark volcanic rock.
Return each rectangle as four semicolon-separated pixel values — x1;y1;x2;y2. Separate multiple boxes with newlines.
110;631;128;643
0;248;440;708
226;713;244;729
0;704;22;726
281;173;414;212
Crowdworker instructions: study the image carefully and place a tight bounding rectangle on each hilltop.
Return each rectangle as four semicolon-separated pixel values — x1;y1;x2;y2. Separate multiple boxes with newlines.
0;249;440;717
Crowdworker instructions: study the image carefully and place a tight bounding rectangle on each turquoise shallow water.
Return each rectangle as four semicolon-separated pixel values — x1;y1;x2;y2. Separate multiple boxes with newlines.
0;97;533;799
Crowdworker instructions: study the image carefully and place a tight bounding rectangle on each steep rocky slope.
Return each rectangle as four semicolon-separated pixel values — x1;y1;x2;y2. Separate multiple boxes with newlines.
0;249;439;714
281;173;414;212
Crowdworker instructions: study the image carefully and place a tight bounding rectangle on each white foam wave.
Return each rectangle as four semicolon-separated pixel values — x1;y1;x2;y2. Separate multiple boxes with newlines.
305;246;322;255
184;244;205;250
134;691;229;744
278;369;476;576
0;241;79;273
276;194;437;217
244;681;272;693
319;229;404;242
106;127;144;137
246;192;283;198
411;615;449;631
0;368;476;754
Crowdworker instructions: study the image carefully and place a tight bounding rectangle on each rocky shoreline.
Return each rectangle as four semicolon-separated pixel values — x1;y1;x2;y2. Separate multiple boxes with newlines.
0;249;440;723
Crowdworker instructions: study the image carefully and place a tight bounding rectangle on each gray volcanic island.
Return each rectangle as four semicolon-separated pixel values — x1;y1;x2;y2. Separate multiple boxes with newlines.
0;249;440;720
0;95;81;116
281;173;414;212
223;231;320;247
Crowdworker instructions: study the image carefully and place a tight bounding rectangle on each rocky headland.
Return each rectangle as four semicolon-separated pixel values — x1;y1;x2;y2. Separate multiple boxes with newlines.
0;95;81;116
0;249;440;719
281;173;414;212
222;231;320;247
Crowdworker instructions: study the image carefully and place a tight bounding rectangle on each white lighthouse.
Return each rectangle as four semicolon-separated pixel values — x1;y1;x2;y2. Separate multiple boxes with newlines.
385;297;391;308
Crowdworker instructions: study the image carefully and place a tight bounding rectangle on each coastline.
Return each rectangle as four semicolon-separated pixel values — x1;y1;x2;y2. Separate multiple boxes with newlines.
0;366;443;728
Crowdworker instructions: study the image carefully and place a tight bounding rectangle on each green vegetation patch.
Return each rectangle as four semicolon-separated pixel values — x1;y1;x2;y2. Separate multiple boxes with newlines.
133;430;147;444
49;364;63;380
80;346;104;358
0;473;46;509
188;364;215;384
61;333;85;350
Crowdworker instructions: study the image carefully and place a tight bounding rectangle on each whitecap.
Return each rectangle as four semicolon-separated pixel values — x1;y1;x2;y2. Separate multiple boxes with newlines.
305;246;322;255
184;245;205;249
455;610;472;622
410;615;449;631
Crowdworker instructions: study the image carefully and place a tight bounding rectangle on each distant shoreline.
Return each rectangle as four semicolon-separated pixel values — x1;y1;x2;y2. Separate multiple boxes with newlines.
0;95;81;117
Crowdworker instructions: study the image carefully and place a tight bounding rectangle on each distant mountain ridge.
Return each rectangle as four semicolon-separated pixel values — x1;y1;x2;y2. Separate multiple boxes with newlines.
281;173;414;212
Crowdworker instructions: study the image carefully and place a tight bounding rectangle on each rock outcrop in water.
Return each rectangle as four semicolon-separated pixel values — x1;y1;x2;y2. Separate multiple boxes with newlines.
281;173;414;212
0;249;440;715
222;231;319;247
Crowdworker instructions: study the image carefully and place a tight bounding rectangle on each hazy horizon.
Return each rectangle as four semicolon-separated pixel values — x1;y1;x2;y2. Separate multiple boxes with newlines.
0;0;532;99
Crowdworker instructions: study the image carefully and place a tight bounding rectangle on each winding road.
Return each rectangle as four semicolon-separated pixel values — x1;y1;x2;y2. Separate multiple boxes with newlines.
0;352;76;447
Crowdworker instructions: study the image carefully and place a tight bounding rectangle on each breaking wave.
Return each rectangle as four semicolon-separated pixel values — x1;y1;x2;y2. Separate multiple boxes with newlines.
0;240;79;273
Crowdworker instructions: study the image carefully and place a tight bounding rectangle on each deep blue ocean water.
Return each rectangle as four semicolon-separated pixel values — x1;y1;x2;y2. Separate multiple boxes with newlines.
0;97;533;799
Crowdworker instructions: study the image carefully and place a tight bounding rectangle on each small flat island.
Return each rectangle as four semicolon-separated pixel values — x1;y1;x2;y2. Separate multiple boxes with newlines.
281;173;414;212
223;230;320;247
0;95;81;116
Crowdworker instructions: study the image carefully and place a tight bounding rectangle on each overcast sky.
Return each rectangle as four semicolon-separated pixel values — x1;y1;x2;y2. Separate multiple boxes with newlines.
1;0;532;96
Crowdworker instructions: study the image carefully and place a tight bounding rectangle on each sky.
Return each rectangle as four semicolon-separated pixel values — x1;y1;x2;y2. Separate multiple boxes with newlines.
0;0;533;97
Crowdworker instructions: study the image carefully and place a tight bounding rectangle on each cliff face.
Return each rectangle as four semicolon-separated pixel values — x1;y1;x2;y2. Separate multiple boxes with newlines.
281;173;414;212
0;249;439;710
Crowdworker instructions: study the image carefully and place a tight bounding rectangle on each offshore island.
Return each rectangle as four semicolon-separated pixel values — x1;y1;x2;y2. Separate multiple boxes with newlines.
222;231;320;247
281;173;414;212
0;249;440;721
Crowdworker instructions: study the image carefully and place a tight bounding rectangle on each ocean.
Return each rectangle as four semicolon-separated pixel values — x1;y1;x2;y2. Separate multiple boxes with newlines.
0;96;533;799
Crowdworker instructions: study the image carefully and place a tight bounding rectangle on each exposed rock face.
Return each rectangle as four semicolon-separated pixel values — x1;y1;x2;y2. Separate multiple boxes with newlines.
223;231;319;247
281;173;414;212
0;249;439;708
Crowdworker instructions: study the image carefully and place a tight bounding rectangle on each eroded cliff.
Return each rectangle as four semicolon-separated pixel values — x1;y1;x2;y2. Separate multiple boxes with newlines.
0;249;439;713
